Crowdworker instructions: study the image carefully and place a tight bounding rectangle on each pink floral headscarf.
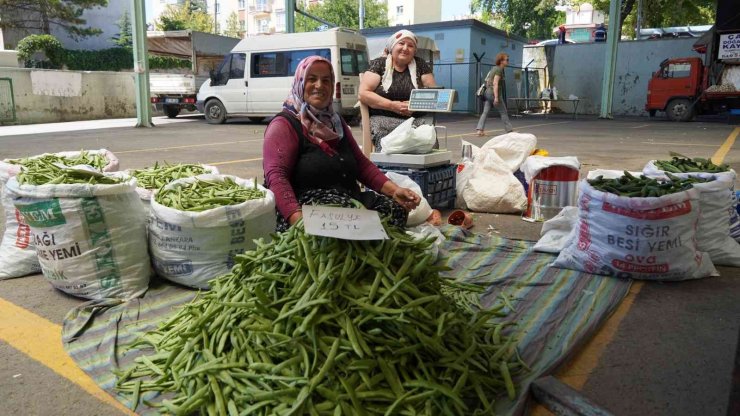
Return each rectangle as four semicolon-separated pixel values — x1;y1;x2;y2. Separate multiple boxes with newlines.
282;56;344;155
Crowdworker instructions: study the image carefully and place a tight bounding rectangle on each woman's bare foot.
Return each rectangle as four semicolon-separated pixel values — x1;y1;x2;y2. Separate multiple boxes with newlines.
475;129;485;137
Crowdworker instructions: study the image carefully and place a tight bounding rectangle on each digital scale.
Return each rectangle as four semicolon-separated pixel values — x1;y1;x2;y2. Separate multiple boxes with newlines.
407;89;456;112
370;88;457;168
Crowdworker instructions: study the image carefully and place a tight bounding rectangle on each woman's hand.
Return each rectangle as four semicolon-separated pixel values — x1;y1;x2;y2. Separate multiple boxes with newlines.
391;100;412;116
494;97;499;105
288;210;303;225
392;187;421;211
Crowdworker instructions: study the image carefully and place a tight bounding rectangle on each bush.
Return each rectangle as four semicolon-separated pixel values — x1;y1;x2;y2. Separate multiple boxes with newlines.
64;48;134;71
16;34;65;69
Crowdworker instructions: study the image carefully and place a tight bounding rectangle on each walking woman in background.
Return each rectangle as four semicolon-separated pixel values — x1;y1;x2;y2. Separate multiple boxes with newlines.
475;52;513;136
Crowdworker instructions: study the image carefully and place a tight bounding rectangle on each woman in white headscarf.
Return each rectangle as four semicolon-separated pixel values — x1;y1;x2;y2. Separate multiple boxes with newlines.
359;29;438;152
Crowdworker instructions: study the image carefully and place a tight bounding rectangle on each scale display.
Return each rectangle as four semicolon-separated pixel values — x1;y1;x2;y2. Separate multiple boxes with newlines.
407;89;456;112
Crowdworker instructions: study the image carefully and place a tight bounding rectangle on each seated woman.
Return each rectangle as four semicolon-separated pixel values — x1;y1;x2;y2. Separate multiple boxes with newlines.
263;56;421;232
359;29;438;152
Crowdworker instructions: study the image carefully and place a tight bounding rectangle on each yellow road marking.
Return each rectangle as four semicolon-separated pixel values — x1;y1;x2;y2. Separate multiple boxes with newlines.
208;157;263;166
114;139;261;154
640;141;722;148
712;127;738;164
0;298;134;415
447;121;571;139
631;124;651;129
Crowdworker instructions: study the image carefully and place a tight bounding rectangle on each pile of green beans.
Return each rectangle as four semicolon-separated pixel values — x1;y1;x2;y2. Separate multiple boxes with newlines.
655;156;729;173
588;171;711;198
14;158;121;186
130;162;213;190
155;177;265;212
7;150;109;171
116;222;525;415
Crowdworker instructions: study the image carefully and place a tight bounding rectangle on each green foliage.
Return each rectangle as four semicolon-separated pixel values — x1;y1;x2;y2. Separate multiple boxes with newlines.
16;34;65;68
111;10;133;48
0;0;108;39
156;0;214;33
223;11;242;38
64;47;134;71
296;0;388;32
149;55;192;70
473;0;564;40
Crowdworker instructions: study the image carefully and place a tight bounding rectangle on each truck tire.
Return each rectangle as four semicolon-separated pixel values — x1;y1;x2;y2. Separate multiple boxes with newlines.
666;98;694;122
205;99;227;124
248;117;265;123
164;105;180;118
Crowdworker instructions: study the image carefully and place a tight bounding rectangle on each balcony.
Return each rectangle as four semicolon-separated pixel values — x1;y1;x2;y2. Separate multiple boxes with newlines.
249;2;272;15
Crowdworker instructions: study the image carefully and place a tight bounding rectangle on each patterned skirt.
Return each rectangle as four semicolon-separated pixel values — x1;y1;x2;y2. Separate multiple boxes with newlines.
276;188;408;232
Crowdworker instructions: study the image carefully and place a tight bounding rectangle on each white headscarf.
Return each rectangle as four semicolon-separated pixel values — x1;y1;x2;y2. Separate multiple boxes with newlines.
381;29;418;93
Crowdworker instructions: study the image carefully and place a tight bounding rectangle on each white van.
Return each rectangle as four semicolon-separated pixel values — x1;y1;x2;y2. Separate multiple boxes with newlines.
196;28;368;124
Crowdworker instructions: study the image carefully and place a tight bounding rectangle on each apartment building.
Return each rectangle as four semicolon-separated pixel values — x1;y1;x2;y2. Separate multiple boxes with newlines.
387;0;441;26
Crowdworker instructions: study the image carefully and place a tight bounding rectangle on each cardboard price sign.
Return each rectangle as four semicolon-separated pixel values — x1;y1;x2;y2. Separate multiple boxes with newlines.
302;205;389;240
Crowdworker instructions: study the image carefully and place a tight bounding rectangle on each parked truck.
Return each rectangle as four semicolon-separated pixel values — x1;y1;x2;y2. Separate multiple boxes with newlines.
645;26;740;121
147;30;240;118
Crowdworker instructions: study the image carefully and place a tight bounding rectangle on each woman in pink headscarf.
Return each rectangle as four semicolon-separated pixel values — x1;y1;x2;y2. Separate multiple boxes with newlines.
359;29;438;152
263;56;420;232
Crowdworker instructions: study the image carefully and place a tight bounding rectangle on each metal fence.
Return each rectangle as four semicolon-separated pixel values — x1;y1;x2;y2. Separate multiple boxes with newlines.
0;78;16;123
433;62;548;114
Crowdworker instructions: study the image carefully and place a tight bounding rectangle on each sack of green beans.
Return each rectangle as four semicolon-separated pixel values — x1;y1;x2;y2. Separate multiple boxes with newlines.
553;176;717;280
4;173;151;300
148;174;275;289
0;149;119;280
127;162;220;202
645;159;740;243
645;170;740;266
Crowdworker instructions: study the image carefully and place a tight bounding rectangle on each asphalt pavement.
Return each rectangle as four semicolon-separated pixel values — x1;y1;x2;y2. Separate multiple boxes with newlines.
0;112;738;415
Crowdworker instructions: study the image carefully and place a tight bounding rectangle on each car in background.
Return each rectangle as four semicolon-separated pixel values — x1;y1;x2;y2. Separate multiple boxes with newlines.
534;39;576;46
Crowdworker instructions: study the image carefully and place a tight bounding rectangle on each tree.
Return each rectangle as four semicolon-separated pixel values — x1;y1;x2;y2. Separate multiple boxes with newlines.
473;0;564;40
0;0;108;40
223;11;242;38
155;0;214;33
111;10;132;48
296;0;388;32
572;0;714;39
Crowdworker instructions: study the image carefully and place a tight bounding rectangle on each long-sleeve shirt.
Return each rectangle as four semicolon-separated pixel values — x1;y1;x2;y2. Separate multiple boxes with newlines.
263;115;390;219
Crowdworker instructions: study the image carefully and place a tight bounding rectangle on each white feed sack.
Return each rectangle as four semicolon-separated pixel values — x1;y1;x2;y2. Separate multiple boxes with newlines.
0;149;119;280
129;164;221;203
553;180;717;281
149;175;276;289
5;174;151;299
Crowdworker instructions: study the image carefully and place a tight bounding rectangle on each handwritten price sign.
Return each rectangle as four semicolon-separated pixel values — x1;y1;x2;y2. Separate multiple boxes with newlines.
302;205;389;240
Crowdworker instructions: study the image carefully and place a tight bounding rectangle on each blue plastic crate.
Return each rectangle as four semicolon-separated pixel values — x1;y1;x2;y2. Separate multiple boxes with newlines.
379;164;457;209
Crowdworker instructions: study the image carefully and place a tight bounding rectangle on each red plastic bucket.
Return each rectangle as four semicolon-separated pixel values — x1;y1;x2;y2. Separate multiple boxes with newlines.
523;165;579;221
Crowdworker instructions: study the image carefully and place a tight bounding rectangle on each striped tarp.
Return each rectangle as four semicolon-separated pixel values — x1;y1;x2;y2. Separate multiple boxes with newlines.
62;225;631;415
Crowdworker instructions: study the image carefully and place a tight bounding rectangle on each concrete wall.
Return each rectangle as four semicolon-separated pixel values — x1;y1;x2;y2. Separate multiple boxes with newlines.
523;38;698;116
0;67;136;124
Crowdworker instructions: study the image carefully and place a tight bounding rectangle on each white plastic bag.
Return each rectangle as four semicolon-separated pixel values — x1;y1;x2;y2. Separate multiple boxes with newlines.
149;175;276;289
6;174;151;299
380;117;436;154
533;206;578;253
406;223;446;262
553;179;717;281
0;149;119;280
463;150;527;213
385;172;432;227
481;132;538;172
521;156;580;184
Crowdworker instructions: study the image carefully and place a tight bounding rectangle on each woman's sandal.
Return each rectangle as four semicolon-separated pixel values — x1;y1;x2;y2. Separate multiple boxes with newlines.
475;130;485;137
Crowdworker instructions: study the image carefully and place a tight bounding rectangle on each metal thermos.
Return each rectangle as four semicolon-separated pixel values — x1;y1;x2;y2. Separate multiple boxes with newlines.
461;144;472;160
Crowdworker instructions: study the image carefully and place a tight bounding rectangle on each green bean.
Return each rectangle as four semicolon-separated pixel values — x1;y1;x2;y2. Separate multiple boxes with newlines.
155;176;265;211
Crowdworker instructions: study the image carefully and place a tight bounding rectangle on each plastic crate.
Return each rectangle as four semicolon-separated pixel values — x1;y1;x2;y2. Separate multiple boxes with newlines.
379;164;457;209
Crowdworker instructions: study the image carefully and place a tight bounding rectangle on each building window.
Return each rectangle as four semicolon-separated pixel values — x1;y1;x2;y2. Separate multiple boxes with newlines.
481;38;486;45
275;12;285;32
240;19;246;31
396;5;403;14
215;2;220;13
257;18;270;33
238;0;245;8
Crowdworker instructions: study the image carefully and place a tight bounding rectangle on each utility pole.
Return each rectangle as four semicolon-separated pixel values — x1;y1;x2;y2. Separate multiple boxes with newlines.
214;0;219;34
286;0;295;33
131;0;152;127
599;0;621;119
636;0;643;40
359;0;365;30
